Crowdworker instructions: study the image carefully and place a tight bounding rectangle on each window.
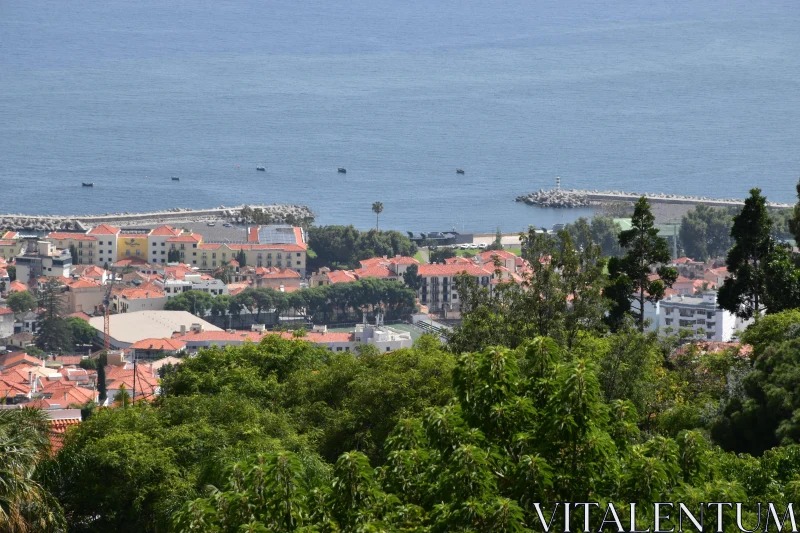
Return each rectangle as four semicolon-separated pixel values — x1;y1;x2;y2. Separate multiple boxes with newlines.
386;347;390;352
125;250;130;256
161;242;165;246
212;253;216;259
296;253;301;257
297;261;301;266
161;251;165;255
336;347;342;352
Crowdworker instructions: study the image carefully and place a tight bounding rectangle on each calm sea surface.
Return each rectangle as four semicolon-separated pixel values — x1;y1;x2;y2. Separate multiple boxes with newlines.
1;0;799;232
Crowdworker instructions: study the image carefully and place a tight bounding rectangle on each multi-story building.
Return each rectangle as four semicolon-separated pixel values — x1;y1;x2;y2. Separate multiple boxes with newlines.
199;225;308;277
15;241;72;283
166;233;203;266
117;229;149;261
160;274;228;298
0;232;25;259
113;287;167;313
63;277;106;315
147;225;183;264
417;263;493;314
87;224;121;267
46;232;98;265
658;291;752;342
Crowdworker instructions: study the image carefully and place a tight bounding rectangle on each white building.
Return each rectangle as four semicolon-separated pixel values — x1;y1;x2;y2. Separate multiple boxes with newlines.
353;319;413;353
86;224;121;267
658;291;752;342
14;241;72;283
160;274;228;299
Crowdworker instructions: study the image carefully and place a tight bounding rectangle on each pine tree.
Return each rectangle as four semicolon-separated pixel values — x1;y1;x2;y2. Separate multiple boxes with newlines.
35;278;73;353
607;197;677;332
718;188;775;319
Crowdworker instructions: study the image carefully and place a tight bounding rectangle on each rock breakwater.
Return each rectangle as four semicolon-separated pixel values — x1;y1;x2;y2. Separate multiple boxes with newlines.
516;189;792;209
0;204;314;233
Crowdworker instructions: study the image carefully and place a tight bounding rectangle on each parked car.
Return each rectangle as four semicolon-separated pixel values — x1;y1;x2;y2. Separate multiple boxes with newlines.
477;243;487;249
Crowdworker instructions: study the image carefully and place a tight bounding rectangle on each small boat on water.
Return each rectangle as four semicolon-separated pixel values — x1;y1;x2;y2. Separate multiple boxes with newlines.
82;182;94;187
256;166;266;171
171;176;180;181
338;168;347;174
456;169;465;174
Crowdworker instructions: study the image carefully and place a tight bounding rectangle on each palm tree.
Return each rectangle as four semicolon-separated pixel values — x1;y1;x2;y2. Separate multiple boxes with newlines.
0;408;65;532
371;202;384;231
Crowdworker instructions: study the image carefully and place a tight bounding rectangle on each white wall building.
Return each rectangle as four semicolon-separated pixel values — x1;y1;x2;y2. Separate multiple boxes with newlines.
86;224;121;267
160;274;228;299
658;291;752;342
14;241;72;283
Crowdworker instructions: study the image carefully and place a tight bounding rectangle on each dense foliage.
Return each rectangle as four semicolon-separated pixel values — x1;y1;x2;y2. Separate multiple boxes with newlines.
39;336;453;532
308;225;417;270
165;279;416;325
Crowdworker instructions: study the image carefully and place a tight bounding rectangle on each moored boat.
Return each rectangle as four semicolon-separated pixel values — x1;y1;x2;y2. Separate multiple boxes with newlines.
456;169;465;174
338;167;346;173
256;166;266;171
82;182;94;187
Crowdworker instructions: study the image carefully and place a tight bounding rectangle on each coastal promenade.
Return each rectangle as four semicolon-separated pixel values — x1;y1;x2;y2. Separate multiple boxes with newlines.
0;204;313;232
516;189;793;209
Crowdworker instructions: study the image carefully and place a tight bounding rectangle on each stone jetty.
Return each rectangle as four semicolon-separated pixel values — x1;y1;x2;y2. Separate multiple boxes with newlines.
0;204;314;233
515;189;792;209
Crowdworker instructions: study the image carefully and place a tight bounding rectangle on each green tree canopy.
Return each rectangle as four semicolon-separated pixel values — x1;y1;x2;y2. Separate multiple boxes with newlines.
718;188;775;319
6;290;36;314
308;225;417;270
679;204;735;261
607;197;677;332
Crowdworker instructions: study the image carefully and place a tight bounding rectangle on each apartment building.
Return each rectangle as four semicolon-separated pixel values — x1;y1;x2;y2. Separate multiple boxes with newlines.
417;263;493;314
658;291;752;342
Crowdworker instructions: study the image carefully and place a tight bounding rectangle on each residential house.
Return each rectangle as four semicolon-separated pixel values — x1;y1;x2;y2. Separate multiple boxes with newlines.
113;287;167;313
128;338;186;360
310;267;358;286
250;267;302;291
63;277;107;314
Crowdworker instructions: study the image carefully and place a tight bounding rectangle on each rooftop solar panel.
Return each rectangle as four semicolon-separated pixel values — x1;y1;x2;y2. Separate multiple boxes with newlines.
257;225;296;245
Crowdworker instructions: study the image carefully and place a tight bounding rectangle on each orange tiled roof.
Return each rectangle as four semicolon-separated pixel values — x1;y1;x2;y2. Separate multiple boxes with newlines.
326;270;358;284
129;338;186;351
87;224;120;235
0;353;44;369
118;287;165;300
50;418;81;453
67;277;103;289
47;232;97;241
0;307;12;315
167;233;202;243
354;265;393;279
671;257;695;264
477;250;517;262
444;256;474;265
9;281;26;293
418;264;491;277
149;225;182;237
255;267;301;279
113;257;150;268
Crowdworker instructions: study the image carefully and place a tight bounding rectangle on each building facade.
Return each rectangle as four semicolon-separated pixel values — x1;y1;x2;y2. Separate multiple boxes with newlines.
417;263;493;313
658;291;752;342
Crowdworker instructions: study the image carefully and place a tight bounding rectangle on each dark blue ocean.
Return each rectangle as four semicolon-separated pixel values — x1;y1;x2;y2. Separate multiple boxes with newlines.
1;0;799;233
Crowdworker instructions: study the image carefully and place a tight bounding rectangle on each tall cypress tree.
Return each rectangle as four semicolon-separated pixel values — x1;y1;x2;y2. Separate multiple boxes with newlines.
607;197;677;332
718;188;774;319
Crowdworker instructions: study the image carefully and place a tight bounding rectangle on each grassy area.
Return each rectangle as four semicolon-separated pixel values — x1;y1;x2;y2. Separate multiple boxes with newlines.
307;248;317;259
504;247;522;256
413;250;425;263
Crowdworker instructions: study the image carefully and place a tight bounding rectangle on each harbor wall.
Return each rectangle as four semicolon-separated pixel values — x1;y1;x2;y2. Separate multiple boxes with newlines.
0;204;314;232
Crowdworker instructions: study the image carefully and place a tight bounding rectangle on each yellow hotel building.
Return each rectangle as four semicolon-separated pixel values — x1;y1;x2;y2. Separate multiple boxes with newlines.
117;231;149;260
